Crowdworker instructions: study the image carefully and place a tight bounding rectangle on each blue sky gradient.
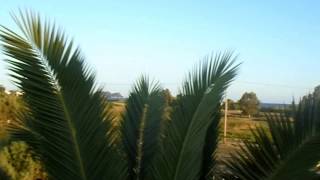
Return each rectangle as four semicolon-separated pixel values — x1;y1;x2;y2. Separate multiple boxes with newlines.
1;0;320;103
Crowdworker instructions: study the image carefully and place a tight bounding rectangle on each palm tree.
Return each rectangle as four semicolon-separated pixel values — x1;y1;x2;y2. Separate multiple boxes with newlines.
120;76;166;180
0;11;240;180
149;54;239;180
0;12;127;179
121;55;239;180
225;94;320;180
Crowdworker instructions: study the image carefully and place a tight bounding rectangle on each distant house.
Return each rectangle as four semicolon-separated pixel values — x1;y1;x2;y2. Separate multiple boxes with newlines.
102;91;125;101
5;90;23;96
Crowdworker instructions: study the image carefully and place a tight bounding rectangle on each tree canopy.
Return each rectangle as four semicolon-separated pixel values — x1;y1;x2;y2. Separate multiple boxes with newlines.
239;92;260;118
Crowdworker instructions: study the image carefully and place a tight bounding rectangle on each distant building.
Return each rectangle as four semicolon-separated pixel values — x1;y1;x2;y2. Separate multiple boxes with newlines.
5;90;23;96
102;91;125;101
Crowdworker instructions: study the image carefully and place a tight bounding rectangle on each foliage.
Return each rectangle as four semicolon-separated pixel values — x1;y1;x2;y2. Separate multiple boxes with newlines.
121;76;166;180
239;92;260;118
162;88;175;121
222;99;239;110
0;142;47;180
0;166;10;180
3;9;320;180
162;89;175;106
0;90;24;139
0;11;240;180
314;85;320;100
0;94;22;122
225;92;320;179
150;53;240;180
0;11;126;180
0;87;42;180
0;86;5;93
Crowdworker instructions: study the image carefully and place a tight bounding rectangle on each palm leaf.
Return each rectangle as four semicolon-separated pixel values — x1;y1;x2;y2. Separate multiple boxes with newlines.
121;76;166;180
0;11;126;180
201;110;221;180
225;95;320;180
150;52;240;180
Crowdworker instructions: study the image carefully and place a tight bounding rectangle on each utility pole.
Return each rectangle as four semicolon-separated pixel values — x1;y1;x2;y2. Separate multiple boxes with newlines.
223;97;228;144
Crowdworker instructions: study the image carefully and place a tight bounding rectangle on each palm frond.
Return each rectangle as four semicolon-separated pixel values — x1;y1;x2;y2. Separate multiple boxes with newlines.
201;110;221;180
150;52;240;180
0;11;126;180
121;76;166;179
225;95;320;180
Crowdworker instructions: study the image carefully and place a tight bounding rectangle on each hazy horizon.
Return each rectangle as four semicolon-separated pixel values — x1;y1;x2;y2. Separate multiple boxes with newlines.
1;1;320;103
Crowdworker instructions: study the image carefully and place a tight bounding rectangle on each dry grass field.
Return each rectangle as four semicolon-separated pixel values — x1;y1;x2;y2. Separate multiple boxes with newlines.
109;101;268;155
109;101;271;173
110;101;126;117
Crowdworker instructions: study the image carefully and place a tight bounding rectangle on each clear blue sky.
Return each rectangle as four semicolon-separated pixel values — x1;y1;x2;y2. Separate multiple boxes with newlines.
1;0;320;103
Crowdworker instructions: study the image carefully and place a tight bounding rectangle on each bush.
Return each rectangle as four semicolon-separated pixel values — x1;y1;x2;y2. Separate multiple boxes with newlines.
0;142;47;180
